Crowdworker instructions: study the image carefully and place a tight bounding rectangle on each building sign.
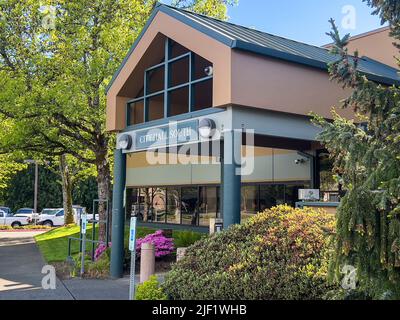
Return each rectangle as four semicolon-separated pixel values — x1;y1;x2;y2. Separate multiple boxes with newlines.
134;120;199;151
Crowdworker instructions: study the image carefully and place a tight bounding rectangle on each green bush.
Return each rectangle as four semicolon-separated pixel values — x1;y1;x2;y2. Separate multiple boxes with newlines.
163;205;337;300
0;225;12;230
173;230;204;248
135;275;168;300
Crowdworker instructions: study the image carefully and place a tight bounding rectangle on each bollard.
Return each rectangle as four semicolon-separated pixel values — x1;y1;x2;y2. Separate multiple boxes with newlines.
140;242;155;283
176;247;187;262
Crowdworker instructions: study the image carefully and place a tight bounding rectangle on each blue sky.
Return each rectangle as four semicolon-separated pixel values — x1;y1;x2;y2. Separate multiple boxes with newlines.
162;0;386;46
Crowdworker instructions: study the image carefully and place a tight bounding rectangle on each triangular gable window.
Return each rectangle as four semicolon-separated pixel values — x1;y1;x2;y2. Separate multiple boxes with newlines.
127;38;213;126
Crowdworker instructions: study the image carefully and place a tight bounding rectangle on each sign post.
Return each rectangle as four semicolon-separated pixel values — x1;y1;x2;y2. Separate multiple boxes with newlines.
129;217;137;300
80;213;87;277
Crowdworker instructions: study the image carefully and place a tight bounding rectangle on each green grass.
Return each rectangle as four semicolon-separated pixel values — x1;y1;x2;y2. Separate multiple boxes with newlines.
35;224;205;263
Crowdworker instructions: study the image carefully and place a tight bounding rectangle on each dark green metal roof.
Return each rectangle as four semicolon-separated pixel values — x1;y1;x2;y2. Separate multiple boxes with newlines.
107;3;400;93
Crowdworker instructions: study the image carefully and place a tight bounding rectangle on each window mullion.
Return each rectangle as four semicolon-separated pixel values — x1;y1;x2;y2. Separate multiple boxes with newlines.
189;52;194;113
164;38;170;118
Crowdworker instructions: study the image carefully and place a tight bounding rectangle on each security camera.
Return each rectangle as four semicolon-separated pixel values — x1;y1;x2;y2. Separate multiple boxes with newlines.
204;66;213;76
295;158;306;165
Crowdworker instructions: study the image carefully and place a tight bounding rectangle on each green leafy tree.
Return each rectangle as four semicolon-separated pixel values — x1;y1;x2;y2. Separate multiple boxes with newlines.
0;0;236;239
313;1;400;299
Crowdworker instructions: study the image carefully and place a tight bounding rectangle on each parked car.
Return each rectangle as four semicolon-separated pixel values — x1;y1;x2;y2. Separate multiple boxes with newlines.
0;209;29;228
0;207;12;216
37;207;96;227
14;208;40;223
36;208;64;227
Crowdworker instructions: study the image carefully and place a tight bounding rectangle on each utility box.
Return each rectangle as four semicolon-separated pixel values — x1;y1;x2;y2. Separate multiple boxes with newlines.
209;218;223;235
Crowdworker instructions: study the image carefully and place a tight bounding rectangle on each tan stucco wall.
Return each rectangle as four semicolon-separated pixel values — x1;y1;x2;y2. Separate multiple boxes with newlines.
230;50;354;120
346;27;398;69
106;11;232;132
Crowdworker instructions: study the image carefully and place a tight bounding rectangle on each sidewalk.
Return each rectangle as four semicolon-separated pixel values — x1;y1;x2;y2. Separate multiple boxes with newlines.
0;231;165;300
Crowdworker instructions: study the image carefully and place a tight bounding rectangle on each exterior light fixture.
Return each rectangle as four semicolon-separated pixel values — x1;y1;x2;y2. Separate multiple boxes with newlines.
199;118;216;139
204;66;213;76
117;134;132;150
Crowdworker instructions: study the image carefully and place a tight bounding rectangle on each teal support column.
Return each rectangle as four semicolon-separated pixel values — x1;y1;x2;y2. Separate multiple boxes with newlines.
110;148;127;279
222;130;242;228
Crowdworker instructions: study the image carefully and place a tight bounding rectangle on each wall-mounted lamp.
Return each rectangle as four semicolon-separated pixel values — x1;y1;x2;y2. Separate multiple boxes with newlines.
204;66;213;76
199;118;216;139
117;134;132;150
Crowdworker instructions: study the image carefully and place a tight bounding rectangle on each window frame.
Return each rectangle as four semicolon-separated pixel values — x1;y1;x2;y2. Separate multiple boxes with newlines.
126;38;213;126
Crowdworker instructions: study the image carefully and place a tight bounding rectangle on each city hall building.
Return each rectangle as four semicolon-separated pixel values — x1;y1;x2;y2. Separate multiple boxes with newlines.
107;4;400;277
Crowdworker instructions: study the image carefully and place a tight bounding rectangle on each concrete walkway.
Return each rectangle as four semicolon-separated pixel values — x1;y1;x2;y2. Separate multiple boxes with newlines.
0;231;164;300
0;231;73;300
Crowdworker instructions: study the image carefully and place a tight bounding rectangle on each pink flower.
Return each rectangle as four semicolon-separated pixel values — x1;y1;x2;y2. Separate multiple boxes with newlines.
136;230;174;258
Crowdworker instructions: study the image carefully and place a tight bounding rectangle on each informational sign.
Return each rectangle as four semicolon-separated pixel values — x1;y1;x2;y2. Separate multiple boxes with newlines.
81;213;87;235
298;189;320;201
134;120;199;151
129;217;137;300
129;217;137;251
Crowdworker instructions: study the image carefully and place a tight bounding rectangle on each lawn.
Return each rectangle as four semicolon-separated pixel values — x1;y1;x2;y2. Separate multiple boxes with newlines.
35;224;204;263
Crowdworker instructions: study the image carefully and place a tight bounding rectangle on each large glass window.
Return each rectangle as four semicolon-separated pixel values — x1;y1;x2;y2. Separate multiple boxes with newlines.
152;188;167;223
147;66;164;94
181;187;198;226
126;38;213;127
128;100;144;125
170;40;189;59
199;187;218;226
169;57;189;88
259;185;285;212
241;185;259;222
147;94;164;121
192;79;213;111
167;187;181;224
169;86;189;116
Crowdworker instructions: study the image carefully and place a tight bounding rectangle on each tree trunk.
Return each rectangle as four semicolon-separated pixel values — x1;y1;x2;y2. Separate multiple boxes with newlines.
95;149;111;243
59;154;74;225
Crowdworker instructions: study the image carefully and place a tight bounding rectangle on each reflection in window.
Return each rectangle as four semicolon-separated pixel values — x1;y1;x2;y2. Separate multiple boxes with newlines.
193;54;213;80
129;100;144;125
147;94;164;121
167;188;181;224
169;57;189;88
169;86;189;117
181;187;198;226
147;66;164;94
241;185;259;222
259;185;285;212
170;40;189;59
192;79;213;111
152;188;166;223
199;187;217;226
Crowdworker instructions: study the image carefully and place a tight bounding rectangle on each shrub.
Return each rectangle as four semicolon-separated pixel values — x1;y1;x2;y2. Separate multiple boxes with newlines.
163;205;337;300
173;231;204;248
136;230;174;258
0;225;12;230
135;275;168;300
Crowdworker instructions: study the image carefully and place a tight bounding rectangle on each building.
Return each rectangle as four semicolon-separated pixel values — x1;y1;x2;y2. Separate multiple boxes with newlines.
106;4;400;277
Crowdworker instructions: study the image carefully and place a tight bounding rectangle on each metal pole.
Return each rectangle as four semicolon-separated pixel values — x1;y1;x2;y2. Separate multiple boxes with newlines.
34;162;38;225
129;217;137;300
80;214;87;277
110;149;127;279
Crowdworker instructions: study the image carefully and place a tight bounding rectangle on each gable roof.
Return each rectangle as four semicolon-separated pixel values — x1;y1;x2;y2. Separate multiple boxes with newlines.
107;3;400;93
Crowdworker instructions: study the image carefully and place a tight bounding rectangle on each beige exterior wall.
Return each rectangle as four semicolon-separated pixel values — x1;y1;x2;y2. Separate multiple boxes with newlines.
125;147;311;187
346;27;398;69
106;11;232;132
230;50;354;120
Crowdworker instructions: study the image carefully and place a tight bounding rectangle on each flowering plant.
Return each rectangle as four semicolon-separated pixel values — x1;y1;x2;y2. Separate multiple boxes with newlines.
94;243;111;261
136;230;174;258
